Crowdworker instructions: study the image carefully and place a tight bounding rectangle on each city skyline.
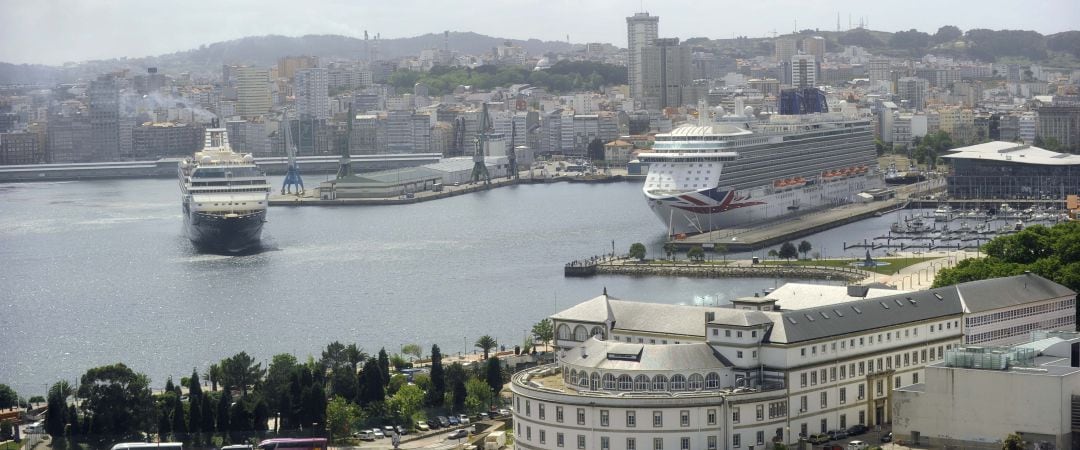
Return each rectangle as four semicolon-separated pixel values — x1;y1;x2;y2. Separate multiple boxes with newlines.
0;0;1077;66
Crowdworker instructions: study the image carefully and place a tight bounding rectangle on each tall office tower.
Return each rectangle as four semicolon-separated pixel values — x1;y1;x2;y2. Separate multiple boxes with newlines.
791;54;818;89
626;12;659;104
641;38;692;111
868;59;890;84
802;36;826;62
88;74;120;161
1037;104;1080;151
235;66;272;118
774;37;797;64
295;67;330;120
897;77;930;111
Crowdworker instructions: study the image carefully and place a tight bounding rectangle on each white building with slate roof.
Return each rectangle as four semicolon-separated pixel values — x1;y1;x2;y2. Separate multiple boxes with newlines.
510;274;1076;450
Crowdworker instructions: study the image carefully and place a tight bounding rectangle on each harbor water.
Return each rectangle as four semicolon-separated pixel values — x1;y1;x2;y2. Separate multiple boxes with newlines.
3;177;945;395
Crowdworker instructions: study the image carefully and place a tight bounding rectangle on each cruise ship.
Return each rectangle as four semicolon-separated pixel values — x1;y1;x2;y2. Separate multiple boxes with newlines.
178;127;271;252
639;110;882;235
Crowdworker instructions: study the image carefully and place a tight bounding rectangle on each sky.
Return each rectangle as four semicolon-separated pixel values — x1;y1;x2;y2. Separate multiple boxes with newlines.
1;0;1077;65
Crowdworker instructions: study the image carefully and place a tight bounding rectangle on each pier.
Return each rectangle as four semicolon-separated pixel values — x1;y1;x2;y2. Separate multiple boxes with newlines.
565;257;872;282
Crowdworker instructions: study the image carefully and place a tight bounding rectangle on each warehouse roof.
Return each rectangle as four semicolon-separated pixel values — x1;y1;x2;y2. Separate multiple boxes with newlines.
943;141;1080;166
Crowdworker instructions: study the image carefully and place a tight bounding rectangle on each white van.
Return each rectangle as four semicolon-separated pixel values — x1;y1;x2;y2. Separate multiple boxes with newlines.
847;440;868;450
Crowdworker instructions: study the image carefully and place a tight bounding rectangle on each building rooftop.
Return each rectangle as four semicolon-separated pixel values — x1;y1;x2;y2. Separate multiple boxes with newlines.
765;283;904;310
552;294;727;339
943;141;1080;166
565;338;730;372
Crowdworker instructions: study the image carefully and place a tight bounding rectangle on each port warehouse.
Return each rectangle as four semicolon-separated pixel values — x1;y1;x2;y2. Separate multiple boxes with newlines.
942;141;1080;200
319;156;511;199
0;153;441;182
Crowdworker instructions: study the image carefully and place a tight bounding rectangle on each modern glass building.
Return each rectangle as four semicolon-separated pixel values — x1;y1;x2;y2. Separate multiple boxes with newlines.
942;141;1080;200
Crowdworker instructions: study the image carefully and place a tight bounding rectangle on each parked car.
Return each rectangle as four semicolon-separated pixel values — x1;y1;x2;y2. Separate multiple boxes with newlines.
458;414;470;424
356;430;375;441
372;428;385;439
808;433;830;444
479;412;489;421
828;429;848;440
396;425;408;435
416;420;430;432
446;429;469;440
880;432;893;443
383;425;396;436
498;408;510;417
437;416;451;427
448;415;461;425
847;440;868;450
846;424;868;435
426;419;441;429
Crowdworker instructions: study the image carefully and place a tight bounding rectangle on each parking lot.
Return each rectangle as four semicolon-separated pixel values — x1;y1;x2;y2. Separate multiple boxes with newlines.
350;419;504;450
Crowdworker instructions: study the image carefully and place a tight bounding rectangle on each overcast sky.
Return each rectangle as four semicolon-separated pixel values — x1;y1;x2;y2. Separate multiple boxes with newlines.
1;0;1077;65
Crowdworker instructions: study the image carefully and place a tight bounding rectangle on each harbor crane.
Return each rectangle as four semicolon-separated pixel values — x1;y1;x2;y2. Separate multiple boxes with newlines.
281;109;305;195
470;103;492;185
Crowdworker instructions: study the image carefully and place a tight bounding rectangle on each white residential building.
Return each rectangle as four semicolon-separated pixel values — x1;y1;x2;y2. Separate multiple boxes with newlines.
512;274;1076;450
294;67;329;120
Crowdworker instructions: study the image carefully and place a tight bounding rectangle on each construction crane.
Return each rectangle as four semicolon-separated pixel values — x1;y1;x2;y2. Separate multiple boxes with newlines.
281;109;305;195
336;103;355;179
470;103;492;185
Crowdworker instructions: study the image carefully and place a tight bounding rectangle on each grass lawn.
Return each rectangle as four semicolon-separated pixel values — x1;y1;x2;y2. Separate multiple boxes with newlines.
638;259;733;265
1;441;21;450
760;256;941;275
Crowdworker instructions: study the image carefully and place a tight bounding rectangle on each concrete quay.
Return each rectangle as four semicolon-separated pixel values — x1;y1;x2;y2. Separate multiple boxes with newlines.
566;259;872;282
667;199;906;252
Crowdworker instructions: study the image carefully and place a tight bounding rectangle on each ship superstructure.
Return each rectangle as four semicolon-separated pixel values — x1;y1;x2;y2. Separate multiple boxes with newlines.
640;111;882;235
178;127;271;252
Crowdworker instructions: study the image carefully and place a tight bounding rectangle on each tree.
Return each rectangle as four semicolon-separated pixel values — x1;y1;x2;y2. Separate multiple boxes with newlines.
45;381;72;436
531;318;554;350
377;348;391;386
687;246;705;262
252;399;270;432
386;384;424;423
358;359;385;405
715;243;728;262
401;344;422;362
485;357;504;396
344;344;366;373
475;335;497;359
390;354;410;371
171;390;187;434
427;345;445;406
216;388;231;434
587;138;605;162
798;241;813;259
325;397;361;443
77;363;155;438
663;243;676;260
890;29;932;52
220;352;264;396
933;222;1080;292
200;392;214;432
933;25;962;44
204;364;222;392
329;365;358;403
778;242;799;261
767;249;779;259
463;378;494;415
1002;433;1024;450
445;363;467;413
628;242;646;260
263;354;298;419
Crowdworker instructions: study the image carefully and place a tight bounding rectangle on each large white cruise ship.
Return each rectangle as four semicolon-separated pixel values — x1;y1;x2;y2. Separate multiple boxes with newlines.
640;110;882;235
178;127;271;252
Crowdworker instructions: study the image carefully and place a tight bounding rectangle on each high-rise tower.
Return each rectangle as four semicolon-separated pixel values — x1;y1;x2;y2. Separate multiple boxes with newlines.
626;12;659;105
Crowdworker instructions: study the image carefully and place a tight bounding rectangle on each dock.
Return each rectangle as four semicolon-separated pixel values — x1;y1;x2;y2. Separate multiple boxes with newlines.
667;199;905;252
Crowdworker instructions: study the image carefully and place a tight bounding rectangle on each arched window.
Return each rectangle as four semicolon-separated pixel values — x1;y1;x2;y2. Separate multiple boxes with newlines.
602;373;616;390
569;369;578;384
590;372;600;390
573;325;589;341
557;324;571;341
590;326;606;340
671;374;687;391
578;372;590;388
688;373;705;390
651;374;668;391
634;375;650;391
705;372;721;389
618;375;633;390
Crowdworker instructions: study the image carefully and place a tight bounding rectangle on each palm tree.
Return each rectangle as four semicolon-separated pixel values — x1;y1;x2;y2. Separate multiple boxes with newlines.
475;335;497;360
204;363;222;391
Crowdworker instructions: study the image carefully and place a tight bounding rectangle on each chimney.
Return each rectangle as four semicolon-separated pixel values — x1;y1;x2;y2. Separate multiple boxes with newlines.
1071;342;1079;368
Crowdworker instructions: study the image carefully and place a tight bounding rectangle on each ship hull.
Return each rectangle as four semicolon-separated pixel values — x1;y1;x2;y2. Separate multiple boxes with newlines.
646;174;881;235
183;208;265;253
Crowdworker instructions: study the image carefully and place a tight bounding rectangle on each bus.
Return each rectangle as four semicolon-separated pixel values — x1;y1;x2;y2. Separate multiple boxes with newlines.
256;438;327;450
110;443;183;450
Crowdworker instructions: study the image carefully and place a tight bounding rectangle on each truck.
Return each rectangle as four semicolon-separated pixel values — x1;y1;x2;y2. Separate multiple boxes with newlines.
484;430;506;450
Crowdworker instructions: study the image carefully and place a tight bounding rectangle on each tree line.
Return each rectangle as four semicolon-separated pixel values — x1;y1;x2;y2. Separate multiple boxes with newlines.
388;60;626;96
6;324;558;449
933;221;1080;291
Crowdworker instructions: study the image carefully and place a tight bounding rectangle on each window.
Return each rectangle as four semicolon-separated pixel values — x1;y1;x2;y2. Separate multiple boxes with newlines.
708;436;717;450
733;433;741;448
737;350;743;358
895;376;901;388
752;330;757;338
913;372;919;384
800;348;806;356
577;408;585;425
601;437;609;450
526;427;531;441
732;407;740;423
859;361;865;375
858;384;865;399
737;331;743;338
539;403;545;420
840;387;846;404
821;418;828;433
526;400;531;416
681;437;690;450
756;405;764;421
557;433;565;448
801;423;808;438
618;375;633;390
840;365;846;379
671;374;686;390
800;373;807;387
626;410;636;428
859;411;866;425
800;395;807;411
578;435;586;449
627;438;636;450
600;410;609;427
757;431;765;445
876;380;883;396
681;410;690;427
811;371;817;385
707;409;716;425
653;411;663;427
540;430;546;444
705;372;720;389
653;438;664;450
725;330;731;337
556;406;564;422
820;391;827;408
840;414;847;429
830;367;836;381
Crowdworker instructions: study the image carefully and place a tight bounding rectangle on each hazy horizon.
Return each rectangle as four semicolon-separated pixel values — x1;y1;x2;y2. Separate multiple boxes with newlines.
1;0;1078;66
